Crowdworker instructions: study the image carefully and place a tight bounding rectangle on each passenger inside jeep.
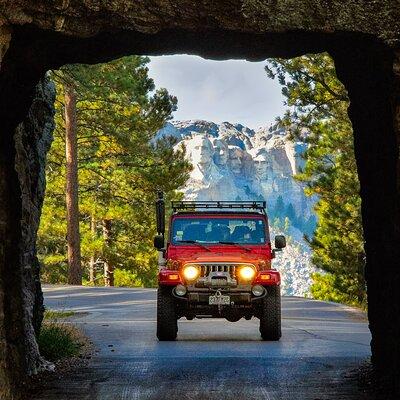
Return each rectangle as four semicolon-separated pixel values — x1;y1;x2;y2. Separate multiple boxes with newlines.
231;225;251;242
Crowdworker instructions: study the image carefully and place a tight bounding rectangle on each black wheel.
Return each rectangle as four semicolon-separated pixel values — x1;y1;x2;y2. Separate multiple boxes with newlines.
259;285;281;341
157;286;178;341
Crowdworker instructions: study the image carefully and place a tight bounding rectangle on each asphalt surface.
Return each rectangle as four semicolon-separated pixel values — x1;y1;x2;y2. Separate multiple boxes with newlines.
36;285;372;400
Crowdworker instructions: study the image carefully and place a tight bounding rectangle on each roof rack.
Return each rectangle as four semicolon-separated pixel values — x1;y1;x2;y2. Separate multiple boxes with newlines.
171;200;266;214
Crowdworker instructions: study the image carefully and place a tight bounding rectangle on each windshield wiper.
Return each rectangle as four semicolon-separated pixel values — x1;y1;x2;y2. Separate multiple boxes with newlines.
217;241;251;252
179;240;211;252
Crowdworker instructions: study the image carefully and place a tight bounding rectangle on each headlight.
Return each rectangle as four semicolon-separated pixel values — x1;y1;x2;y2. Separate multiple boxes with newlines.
238;265;256;281
182;265;200;281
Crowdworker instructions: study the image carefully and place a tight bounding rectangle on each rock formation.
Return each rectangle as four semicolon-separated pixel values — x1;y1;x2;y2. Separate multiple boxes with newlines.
159;120;312;218
0;77;55;398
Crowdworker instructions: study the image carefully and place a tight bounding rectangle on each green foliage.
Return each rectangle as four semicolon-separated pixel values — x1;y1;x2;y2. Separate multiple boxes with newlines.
266;53;366;307
273;195;285;217
38;323;82;361
38;56;191;286
114;269;147;287
270;196;315;236
310;272;366;308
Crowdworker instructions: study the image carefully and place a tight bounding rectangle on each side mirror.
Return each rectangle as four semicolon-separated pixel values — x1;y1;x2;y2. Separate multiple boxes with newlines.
154;234;165;250
275;235;286;249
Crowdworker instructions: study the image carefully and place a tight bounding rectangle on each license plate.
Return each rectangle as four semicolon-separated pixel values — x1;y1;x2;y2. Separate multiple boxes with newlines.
209;295;230;305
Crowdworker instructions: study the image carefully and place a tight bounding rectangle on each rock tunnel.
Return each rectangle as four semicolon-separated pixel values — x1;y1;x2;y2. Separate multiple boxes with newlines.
0;1;399;398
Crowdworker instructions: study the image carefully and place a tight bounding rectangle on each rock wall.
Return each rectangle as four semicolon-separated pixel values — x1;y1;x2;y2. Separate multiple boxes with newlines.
333;41;400;396
15;76;55;338
0;77;55;399
0;1;399;46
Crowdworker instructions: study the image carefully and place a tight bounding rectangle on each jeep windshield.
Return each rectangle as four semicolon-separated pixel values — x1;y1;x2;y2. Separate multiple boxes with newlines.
171;217;268;245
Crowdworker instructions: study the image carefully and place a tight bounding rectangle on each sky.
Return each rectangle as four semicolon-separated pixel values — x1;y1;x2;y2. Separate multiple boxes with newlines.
147;55;286;130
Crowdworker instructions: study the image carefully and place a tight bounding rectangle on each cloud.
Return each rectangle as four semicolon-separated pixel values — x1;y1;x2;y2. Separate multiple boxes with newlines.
148;55;285;129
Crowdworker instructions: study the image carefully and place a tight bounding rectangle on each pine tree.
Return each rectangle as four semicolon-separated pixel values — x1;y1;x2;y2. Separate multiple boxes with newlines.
285;203;296;225
274;195;285;218
64;84;82;285
266;54;366;306
38;56;191;286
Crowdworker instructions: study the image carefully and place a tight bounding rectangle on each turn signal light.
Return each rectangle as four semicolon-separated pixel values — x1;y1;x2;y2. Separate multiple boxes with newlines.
260;274;271;281
168;274;180;281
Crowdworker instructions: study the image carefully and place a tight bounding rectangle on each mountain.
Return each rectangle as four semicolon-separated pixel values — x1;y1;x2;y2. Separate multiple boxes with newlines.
158;120;315;234
157;120;316;297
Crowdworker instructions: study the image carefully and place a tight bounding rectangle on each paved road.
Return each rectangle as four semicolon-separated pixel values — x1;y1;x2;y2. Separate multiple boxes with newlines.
36;285;372;400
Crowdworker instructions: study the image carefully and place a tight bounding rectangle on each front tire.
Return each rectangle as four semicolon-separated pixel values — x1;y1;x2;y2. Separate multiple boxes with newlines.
259;285;281;341
157;286;178;341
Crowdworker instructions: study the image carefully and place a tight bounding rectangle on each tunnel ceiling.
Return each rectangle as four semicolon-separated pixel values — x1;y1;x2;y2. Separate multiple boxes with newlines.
1;0;400;68
0;0;399;41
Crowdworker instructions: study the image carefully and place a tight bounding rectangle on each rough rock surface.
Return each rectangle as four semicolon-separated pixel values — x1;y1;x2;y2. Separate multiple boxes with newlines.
0;1;399;45
160;120;310;211
14;75;55;344
0;77;55;398
0;1;399;399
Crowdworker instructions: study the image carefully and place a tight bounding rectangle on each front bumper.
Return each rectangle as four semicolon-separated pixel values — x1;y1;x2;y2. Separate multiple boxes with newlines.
172;285;268;305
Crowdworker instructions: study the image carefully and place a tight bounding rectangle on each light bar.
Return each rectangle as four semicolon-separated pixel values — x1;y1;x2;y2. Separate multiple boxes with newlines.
171;200;266;213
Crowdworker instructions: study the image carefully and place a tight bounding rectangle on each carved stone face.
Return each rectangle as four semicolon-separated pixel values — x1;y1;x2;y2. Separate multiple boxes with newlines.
228;147;243;174
187;135;214;174
254;153;271;180
212;139;228;166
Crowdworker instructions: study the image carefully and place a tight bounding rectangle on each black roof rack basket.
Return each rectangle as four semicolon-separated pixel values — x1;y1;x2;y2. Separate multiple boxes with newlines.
171;200;266;214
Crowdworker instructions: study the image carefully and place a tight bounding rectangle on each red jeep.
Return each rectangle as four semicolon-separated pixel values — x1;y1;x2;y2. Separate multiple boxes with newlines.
154;193;286;341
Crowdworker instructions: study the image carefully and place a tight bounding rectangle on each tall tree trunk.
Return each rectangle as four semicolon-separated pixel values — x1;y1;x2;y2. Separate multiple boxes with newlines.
65;85;82;285
102;219;114;287
89;215;96;284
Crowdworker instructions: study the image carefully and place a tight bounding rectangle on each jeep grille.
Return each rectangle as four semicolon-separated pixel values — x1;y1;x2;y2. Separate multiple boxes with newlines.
196;263;255;279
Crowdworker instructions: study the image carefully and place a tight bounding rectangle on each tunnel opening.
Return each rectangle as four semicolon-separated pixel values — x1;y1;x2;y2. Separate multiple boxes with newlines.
0;21;399;400
40;53;323;293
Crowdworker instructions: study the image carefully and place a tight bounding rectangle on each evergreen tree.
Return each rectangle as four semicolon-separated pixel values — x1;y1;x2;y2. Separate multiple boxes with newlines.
304;215;317;237
285;203;297;226
266;54;366;306
274;195;285;218
38;56;191;286
64;84;82;284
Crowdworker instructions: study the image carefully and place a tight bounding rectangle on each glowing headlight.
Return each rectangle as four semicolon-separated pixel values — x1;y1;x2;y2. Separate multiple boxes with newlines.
239;266;256;281
182;265;200;281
